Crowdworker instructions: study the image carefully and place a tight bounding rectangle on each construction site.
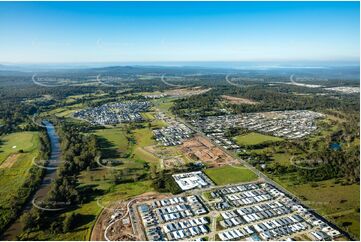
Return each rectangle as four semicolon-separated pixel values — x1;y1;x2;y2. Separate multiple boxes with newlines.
179;135;238;167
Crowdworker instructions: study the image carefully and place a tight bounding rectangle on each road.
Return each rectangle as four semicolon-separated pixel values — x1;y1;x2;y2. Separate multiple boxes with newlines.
104;198;137;241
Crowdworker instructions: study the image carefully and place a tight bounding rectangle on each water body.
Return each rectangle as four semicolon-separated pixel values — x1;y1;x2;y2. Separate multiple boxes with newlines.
2;121;62;240
330;142;342;151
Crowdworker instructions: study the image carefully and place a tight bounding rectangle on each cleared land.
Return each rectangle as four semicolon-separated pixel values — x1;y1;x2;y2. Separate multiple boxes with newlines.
204;165;258;185
221;95;259;105
164;87;211;97
234;132;283;146
94;127;149;176
180;136;238;167
144;145;191;169
151;97;177;118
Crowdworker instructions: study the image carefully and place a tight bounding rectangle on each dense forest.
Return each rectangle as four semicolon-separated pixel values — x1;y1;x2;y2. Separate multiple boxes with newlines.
172;85;359;118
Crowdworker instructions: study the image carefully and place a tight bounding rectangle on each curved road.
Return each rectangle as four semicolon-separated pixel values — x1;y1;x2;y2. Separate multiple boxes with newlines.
104;198;138;241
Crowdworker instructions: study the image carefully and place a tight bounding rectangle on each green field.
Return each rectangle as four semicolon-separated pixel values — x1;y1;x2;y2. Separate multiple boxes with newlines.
141;112;155;120
0;132;40;231
140;112;167;129
131;127;160;164
133;127;156;147
234;132;283;146
272;174;360;240
94;127;129;153
152;97;176;117
204;165;258;185
94;124;159;167
94;127;147;176
0;132;39;164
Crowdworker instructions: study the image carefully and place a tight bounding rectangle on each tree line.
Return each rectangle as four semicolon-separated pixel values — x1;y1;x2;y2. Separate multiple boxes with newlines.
19;119;99;235
0;129;50;235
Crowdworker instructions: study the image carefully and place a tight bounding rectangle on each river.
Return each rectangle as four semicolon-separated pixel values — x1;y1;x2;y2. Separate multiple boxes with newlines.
2;121;62;240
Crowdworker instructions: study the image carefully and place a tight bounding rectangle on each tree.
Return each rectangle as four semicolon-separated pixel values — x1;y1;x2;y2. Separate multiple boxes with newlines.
63;213;77;232
20;212;36;232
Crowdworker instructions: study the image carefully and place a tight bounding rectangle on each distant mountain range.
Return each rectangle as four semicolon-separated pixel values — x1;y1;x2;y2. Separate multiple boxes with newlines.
0;62;359;80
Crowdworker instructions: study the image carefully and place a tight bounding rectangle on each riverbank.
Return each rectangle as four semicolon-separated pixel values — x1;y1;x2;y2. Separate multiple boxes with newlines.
1;121;60;239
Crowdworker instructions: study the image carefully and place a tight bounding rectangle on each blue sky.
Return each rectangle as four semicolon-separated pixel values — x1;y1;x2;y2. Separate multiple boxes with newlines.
0;1;359;63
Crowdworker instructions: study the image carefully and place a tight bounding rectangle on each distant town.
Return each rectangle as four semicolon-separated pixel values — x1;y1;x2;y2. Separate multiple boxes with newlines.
74;101;151;125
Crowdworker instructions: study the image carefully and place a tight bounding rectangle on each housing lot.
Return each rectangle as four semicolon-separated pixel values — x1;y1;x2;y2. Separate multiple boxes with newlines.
73;101;151;125
192;110;324;143
136;195;209;240
132;182;344;241
153;122;193;146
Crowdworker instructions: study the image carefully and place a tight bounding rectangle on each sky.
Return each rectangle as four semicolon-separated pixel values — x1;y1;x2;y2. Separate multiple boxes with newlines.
0;1;359;64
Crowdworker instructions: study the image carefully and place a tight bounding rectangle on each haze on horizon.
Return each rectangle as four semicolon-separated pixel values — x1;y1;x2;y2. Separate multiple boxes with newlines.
0;1;359;64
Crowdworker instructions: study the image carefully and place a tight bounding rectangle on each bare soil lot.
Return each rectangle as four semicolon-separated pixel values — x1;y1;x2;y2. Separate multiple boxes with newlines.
91;192;169;241
0;153;20;169
164;87;211;97
144;145;189;169
221;95;259;105
179;136;237;167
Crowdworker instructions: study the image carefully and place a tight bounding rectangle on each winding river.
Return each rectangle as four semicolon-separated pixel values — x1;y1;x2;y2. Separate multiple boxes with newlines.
2;121;62;240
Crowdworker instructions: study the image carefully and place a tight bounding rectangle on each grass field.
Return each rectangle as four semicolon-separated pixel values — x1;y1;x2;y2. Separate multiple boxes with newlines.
141;112;155;120
204;165;258;185
0;132;39;164
0;132;40;229
94;124;160;167
94;127;148;175
94;128;129;153
141;112;167;129
272;174;360;240
234;132;283;146
152;97;176;117
133;127;156;147
132;127;159;164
